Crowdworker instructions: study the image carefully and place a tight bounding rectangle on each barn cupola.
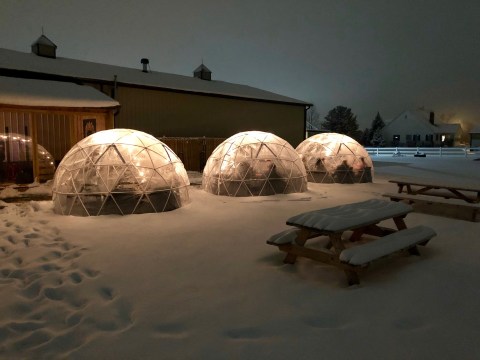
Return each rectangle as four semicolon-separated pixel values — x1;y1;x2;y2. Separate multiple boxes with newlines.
31;34;57;59
193;63;212;81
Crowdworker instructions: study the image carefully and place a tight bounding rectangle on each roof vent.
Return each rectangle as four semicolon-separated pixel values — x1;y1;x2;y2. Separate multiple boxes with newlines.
31;34;57;59
141;58;150;73
193;63;212;81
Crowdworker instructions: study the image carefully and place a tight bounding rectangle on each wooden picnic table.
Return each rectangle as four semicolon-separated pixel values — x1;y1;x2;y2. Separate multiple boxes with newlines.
267;199;436;285
389;178;480;204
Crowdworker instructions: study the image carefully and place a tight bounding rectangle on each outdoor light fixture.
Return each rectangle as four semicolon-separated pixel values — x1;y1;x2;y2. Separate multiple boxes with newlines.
202;130;307;196
296;133;374;184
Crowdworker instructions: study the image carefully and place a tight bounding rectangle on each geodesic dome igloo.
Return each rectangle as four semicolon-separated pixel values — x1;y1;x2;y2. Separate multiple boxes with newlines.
202;131;307;196
296;133;374;184
0;133;55;183
52;129;190;216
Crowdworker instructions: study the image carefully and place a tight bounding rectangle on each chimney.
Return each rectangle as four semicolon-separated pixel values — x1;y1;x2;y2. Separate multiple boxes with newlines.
141;58;149;73
429;112;435;125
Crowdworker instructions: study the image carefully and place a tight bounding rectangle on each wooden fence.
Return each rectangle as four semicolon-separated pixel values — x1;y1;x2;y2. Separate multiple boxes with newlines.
158;137;225;171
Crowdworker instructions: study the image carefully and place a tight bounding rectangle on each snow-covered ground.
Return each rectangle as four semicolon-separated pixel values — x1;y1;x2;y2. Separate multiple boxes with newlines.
1;156;479;359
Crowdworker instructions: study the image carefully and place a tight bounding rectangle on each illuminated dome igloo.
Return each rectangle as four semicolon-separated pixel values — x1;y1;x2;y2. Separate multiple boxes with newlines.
0;133;56;181
296;133;374;184
52;129;190;216
202;131;307;196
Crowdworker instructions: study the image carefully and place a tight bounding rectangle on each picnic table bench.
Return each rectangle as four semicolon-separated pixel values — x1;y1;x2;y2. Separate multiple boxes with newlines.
389;178;480;204
385;177;480;221
267;199;436;285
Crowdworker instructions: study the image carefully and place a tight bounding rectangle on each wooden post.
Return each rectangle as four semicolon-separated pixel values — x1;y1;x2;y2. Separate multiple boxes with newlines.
29;113;40;182
106;111;114;130
283;229;311;264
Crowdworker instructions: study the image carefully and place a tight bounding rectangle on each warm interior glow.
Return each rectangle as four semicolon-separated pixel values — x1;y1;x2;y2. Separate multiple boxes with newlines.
0;132;55;180
296;132;374;184
202;130;307;196
52;129;190;216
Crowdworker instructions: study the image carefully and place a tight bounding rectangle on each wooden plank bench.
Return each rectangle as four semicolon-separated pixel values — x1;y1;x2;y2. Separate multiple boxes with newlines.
339;225;436;266
383;192;480;222
267;199;419;285
267;225;436;285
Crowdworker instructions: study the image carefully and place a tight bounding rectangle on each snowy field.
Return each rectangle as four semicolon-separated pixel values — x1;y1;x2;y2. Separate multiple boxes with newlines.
1;156;479;359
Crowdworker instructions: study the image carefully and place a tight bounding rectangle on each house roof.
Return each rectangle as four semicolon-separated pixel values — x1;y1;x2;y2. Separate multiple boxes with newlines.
470;125;480;134
32;35;57;48
384;110;437;133
384;109;462;134
0;48;311;106
434;123;460;134
193;64;211;73
0;76;120;109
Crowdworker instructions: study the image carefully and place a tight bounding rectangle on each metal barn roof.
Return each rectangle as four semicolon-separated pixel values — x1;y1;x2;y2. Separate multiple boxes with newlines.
0;48;310;106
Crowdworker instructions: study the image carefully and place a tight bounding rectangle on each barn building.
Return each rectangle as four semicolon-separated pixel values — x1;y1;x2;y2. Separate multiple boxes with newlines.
0;36;311;180
0;75;118;183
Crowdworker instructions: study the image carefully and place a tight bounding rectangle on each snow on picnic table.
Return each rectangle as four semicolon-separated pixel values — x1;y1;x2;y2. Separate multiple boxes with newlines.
0;157;480;359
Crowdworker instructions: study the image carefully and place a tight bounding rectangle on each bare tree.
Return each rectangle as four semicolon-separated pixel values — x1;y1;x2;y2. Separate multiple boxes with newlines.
306;106;321;131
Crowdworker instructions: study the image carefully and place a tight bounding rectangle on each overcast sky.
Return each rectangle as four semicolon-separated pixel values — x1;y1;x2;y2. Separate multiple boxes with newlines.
1;0;479;128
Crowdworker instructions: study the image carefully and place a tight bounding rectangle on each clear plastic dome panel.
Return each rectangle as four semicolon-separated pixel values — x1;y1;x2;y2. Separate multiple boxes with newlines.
296;132;374;184
0;133;56;181
148;144;169;158
202;131;307;197
52;129;190;216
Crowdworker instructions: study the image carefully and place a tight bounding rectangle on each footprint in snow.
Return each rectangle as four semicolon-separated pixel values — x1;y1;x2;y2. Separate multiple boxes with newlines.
224;327;264;340
152;323;189;339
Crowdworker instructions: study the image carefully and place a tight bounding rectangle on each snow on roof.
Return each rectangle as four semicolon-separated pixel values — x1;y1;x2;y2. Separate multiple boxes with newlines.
0;48;310;106
384;109;437;132
469;125;480;133
0;76;120;108
385;109;462;134
434;123;460;134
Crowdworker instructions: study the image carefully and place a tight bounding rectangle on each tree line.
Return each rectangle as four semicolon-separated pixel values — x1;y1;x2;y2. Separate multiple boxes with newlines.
306;105;385;146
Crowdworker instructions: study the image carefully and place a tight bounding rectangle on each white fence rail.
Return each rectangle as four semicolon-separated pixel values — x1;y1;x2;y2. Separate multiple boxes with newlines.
365;147;480;158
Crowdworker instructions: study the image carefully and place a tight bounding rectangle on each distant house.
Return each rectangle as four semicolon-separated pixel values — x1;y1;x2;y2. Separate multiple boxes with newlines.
0;36;311;161
381;110;465;147
0;76;119;183
470;125;480;147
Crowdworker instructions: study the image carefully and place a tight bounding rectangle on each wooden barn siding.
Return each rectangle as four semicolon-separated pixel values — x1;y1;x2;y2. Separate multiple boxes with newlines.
115;86;305;147
34;112;72;161
1;108;111;162
159;137;225;171
0;111;30;162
